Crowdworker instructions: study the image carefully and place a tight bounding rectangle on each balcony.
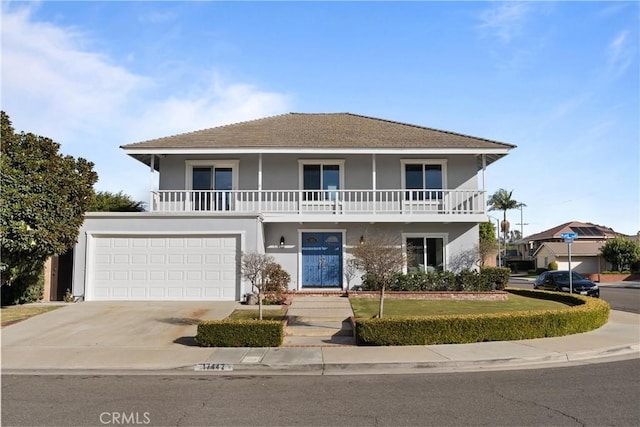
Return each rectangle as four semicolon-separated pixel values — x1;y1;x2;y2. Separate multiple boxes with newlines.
149;189;486;222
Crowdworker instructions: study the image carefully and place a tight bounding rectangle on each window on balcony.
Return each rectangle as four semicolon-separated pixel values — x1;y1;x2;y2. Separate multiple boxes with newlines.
186;160;238;211
299;160;344;201
405;234;446;273
401;160;447;201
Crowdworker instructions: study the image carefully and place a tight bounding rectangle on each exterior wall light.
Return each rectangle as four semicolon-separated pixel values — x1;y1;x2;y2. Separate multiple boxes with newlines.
279;236;285;248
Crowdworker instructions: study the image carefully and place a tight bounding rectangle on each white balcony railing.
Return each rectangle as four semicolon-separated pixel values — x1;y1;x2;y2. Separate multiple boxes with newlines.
150;189;486;216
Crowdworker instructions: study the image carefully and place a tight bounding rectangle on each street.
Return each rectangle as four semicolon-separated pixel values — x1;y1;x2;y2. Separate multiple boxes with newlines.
2;359;639;426
509;279;640;314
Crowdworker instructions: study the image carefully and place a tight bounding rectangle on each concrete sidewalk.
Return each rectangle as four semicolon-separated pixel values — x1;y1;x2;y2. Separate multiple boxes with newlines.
1;299;638;375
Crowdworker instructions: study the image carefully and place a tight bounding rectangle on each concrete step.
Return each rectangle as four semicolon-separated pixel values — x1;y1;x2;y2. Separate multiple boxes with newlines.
285;326;352;337
285;309;353;319
287;318;351;328
287;316;351;324
282;335;356;347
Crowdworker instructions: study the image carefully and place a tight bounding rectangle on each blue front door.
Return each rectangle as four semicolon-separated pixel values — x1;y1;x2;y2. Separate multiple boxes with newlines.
302;232;343;287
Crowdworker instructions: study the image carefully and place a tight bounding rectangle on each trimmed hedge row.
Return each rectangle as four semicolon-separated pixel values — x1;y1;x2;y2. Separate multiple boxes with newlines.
363;267;511;292
354;289;610;346
195;320;284;347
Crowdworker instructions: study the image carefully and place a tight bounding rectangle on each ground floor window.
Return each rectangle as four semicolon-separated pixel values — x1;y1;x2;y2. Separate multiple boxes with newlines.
405;235;445;273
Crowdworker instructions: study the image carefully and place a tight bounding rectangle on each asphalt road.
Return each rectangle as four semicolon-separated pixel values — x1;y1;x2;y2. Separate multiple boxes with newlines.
2;359;639;426
509;279;640;314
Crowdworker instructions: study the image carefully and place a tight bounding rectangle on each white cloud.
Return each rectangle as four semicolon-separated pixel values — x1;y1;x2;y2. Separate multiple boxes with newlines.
1;5;291;196
607;30;633;77
128;75;291;142
477;2;531;43
1;6;147;142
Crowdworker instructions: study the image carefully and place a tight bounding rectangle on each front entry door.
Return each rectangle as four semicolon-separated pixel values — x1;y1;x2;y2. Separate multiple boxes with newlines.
301;232;343;287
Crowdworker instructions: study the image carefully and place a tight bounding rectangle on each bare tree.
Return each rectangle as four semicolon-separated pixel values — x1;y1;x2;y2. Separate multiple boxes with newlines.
240;252;275;320
351;232;405;318
343;258;358;290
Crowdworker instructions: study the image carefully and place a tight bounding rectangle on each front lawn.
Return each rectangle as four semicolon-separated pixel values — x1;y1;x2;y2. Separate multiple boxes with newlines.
350;294;568;318
227;308;288;321
1;304;63;327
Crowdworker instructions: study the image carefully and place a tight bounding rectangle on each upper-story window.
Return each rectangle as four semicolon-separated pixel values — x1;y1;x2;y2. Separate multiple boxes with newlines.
401;159;447;201
186;160;238;211
299;160;344;201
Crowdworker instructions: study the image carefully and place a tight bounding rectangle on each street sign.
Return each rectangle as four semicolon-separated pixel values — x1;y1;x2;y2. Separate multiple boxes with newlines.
560;232;577;293
560;232;577;239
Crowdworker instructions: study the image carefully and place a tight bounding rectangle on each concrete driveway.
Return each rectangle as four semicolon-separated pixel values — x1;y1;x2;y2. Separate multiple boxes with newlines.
1;301;240;371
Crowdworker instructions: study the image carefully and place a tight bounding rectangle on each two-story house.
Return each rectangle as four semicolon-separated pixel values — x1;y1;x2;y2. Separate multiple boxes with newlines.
71;113;514;301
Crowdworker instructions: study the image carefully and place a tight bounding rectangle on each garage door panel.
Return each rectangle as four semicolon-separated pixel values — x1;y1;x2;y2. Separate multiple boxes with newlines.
89;235;239;301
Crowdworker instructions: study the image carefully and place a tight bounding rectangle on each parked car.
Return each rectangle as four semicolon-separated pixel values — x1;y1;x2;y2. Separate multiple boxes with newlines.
534;270;600;297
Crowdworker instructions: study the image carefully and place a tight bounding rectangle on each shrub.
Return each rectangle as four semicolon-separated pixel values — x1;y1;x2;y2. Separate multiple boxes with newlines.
456;269;479;291
263;263;290;304
195;320;284;347
354;289;609;346
480;267;511;290
367;269;505;292
548;261;558;270
1;264;44;306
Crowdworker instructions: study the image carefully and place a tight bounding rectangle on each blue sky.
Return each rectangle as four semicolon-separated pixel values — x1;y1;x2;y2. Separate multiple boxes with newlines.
2;1;638;237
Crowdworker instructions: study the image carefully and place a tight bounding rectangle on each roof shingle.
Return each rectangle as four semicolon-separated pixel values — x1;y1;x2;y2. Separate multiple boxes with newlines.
121;112;516;150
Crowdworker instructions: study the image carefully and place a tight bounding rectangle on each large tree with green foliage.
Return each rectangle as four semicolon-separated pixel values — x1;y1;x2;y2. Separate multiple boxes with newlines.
487;188;525;248
89;191;145;212
1;111;98;304
600;237;640;272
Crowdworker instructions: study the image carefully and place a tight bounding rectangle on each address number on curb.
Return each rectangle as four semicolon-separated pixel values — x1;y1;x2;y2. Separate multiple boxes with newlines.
195;363;234;371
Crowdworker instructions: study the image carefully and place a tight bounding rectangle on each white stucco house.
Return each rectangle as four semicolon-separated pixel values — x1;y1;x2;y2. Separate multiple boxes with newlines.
71;113;514;301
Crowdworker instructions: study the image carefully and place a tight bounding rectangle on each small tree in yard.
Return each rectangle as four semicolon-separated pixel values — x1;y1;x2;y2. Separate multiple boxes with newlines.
351;232;405;318
600;237;640;272
479;221;499;267
241;252;287;320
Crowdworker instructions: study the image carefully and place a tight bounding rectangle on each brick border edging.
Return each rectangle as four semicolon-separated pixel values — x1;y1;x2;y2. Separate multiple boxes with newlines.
345;291;508;301
584;273;640;283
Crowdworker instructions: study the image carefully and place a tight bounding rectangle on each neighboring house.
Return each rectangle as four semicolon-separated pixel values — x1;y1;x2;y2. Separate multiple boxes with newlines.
534;241;606;275
515;221;628;274
71;113;514;301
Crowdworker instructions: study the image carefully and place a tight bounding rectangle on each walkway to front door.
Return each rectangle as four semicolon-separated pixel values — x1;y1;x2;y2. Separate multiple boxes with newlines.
301;232;343;288
284;294;355;347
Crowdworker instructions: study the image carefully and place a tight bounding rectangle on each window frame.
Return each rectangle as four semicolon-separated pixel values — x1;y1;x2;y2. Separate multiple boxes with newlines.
401;232;448;273
185;160;239;191
400;159;447;198
298;159;345;191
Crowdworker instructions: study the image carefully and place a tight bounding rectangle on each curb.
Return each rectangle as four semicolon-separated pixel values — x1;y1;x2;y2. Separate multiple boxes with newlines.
3;344;637;376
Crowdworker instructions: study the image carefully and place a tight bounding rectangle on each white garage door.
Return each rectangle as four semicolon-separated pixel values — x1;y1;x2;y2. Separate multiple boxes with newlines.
88;235;238;301
557;257;599;274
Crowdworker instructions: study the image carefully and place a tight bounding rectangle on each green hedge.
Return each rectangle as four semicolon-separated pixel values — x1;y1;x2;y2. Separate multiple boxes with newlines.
354;289;610;346
195;320;284;347
364;267;511;292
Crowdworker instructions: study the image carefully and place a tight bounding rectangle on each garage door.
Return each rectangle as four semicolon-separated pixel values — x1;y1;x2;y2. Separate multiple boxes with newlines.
88;235;239;301
557;257;599;275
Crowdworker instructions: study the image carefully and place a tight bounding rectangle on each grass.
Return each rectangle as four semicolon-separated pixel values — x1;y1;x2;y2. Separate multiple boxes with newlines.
1;304;63;326
227;308;288;321
350;294;568;318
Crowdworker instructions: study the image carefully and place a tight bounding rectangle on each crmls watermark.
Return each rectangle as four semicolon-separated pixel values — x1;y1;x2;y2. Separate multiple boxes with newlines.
99;412;150;425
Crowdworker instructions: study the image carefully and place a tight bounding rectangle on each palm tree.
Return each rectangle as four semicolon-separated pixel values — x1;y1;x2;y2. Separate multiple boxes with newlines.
487;189;525;261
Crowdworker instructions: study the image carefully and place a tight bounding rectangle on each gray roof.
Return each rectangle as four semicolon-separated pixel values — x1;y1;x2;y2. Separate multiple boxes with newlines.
123;112;515;150
122;113;515;169
534;241;605;257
